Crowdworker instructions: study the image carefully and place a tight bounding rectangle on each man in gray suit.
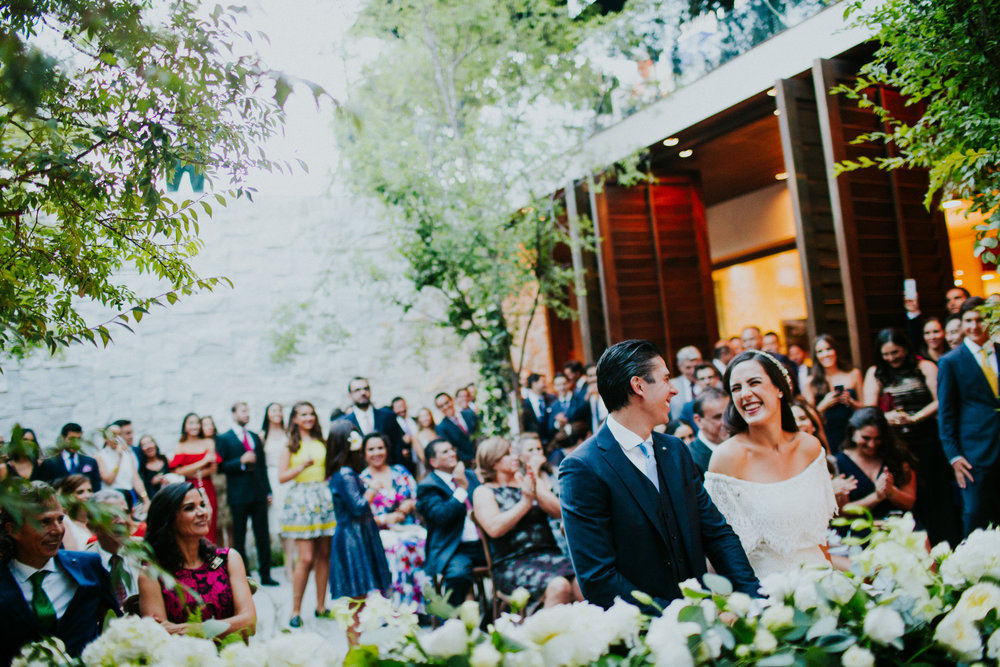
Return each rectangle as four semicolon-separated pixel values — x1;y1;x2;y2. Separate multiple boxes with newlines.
688;388;729;477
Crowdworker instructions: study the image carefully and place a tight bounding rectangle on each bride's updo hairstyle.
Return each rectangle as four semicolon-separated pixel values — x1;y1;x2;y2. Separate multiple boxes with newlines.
722;350;798;435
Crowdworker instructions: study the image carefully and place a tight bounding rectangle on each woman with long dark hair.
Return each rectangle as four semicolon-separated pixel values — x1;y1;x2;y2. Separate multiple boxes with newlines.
921;317;948;363
705;351;837;578
138;482;255;638
862;328;960;545
278;401;336;627
170;413;221;543
804;334;863;453
136;435;171;501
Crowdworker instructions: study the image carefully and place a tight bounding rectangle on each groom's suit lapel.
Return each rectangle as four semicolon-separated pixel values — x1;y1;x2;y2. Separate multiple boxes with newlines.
596;426;670;546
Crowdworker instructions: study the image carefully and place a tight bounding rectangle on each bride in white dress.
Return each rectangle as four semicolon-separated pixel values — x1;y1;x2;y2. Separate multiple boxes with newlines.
705;350;837;578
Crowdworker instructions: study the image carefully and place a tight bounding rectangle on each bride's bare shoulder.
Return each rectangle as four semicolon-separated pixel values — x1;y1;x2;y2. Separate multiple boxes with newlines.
707;436;749;475
793;431;824;461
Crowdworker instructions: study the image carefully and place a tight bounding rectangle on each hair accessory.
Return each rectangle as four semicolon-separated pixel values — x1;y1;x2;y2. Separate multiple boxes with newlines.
753;350;794;396
348;431;363;452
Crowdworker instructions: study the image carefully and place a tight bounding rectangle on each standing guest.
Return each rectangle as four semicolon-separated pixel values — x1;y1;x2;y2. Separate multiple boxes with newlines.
416;439;484;609
435;392;479;464
669;346;703;420
547;422;590;469
37;423;101;492
945;286;971;316
835;408;917;520
359;433;427;608
391;396;424;474
583;363;608;437
56;475;95;551
922;317;949;363
279;402;335;627
944;314;964;350
0;481;120;663
465;384;480;414
549;373;590;440
741;325;764;351
139;482;256;638
112;419;135;460
938;296;1000;537
473;436;581;610
203;416;233;549
729;335;745;354
713;340;735;376
217;402;277;586
91;490;139;607
788;343;812;393
680;363;722;430
805;335;863;452
3;428;41;480
136;435;171;501
863;328;961;545
563;360;587;394
96;424;148;510
262;402;293;579
560;340;758;612
521;373;554;443
325;421;391;639
338;377;408;469
170;413;222;544
415;408;439;454
762;331;782;354
688;388;729;477
664;420;695;444
455;386;473;413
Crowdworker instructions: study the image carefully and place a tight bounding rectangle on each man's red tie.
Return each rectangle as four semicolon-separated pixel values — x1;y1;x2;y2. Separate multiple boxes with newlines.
242;431;252;452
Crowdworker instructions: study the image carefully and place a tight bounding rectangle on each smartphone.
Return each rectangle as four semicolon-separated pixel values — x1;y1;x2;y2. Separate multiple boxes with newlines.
834;384;845;394
904;278;917;301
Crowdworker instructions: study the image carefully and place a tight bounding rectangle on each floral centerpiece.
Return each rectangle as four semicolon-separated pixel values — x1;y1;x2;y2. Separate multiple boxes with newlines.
15;515;1000;666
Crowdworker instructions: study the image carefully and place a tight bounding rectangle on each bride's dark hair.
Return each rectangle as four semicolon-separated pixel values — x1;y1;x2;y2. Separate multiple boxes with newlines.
722;351;799;435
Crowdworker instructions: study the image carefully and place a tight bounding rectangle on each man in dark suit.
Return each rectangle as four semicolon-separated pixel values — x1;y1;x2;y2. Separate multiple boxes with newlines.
548;373;590;439
521;373;554;442
938;296;1000;537
36;423;101;491
434;392;479;464
688;388;729;477
217;402;277;586
560;339;758;613
338;377;409;470
416;439;485;608
0;481;120;663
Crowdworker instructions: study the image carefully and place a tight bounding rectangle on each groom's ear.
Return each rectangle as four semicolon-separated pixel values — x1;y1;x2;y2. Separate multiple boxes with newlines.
629;375;646;398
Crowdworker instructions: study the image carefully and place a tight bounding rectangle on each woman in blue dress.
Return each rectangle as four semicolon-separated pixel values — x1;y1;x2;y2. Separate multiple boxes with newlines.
806;334;863;452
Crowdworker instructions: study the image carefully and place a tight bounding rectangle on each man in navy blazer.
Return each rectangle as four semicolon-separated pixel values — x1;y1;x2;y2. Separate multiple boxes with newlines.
0;482;120;663
521;373;555;443
217;402;277;586
416;438;485;608
434;392;479;464
938;297;1000;536
560;340;758;613
338;377;410;470
35;423;101;492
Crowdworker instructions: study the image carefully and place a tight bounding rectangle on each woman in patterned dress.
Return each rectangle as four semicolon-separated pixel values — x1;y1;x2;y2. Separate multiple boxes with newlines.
472;436;582;610
278;401;336;627
359;433;427;608
139;482;256;639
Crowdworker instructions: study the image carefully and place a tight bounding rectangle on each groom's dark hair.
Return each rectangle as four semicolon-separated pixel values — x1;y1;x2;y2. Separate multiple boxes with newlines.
597;339;663;412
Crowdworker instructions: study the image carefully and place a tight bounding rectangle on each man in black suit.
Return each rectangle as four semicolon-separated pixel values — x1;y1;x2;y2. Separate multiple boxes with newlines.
217;402;277;586
548;373;590;438
688;388;729;478
0;482;120;663
338;377;409;469
36;423;101;491
560;339;758;613
434;392;479;463
416;439;485;608
521;373;554;442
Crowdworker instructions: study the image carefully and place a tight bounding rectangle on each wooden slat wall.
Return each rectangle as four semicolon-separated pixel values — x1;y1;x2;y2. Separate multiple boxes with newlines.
776;76;850;346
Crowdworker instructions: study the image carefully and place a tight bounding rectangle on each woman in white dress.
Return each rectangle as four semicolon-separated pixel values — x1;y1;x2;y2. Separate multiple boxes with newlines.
261;402;293;579
705;350;837;578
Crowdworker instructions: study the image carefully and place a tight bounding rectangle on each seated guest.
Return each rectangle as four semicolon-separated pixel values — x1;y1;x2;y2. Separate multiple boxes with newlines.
56;475;96;551
138;482;256;638
416;439;485;608
472;437;582;611
36;423;101;492
547;421;589;470
359;432;427;609
663;420;694;444
679;363;722;431
836;408;916;519
0;481;120;663
91;490;139;608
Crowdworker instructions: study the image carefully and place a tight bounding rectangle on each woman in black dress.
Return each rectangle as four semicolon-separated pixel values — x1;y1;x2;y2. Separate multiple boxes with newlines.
472;436;581;610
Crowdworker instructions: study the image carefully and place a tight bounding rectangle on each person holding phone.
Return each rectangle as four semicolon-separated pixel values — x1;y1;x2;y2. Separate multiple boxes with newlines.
804;335;863;452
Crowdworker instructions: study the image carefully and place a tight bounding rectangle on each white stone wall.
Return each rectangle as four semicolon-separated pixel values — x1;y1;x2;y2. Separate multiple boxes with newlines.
0;191;478;455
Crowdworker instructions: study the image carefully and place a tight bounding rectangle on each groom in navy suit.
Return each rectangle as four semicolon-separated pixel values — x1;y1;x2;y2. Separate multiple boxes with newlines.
938;296;1000;536
560;340;758;613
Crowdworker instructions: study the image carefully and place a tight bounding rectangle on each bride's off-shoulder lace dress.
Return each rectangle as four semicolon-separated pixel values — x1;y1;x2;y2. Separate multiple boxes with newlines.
704;452;837;578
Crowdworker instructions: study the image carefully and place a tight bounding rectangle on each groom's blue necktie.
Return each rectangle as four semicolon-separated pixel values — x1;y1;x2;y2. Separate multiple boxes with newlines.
637;442;659;491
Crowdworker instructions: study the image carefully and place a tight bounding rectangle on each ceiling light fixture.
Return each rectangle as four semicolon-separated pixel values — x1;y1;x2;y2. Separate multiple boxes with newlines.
942;199;963;209
663;137;679;146
775;172;789;181
678;149;693;158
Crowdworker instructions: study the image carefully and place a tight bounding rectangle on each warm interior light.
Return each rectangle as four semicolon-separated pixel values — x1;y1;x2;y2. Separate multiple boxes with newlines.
766;88;777;97
773;109;781;116
663;137;680;146
956;270;965;276
678;149;693;158
775;172;789;181
942;199;963;209
984;274;996;281
955;279;965;286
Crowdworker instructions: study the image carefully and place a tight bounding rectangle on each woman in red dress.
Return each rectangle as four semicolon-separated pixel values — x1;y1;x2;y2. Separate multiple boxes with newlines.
170;413;222;543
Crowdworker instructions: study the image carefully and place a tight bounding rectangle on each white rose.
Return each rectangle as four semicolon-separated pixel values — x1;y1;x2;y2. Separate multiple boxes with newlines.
510;587;532;610
469;641;503;667
760;604;794;630
955;583;1000;621
753;628;778;654
863;606;905;645
841;644;875;667
645;617;695;667
679;578;704;594
930;541;952;562
604;598;643;645
987;629;1000;660
934;611;984;662
459;600;481;629
726;592;752;617
793;583;820;611
421;619;469;658
819;571;857;606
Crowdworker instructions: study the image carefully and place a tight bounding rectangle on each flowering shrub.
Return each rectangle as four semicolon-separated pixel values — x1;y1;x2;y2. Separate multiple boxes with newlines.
15;517;1000;666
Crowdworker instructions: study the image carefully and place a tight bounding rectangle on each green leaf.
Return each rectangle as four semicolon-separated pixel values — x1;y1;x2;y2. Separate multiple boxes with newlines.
702;573;733;596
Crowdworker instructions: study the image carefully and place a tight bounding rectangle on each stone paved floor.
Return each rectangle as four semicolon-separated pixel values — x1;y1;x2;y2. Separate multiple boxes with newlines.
248;566;349;652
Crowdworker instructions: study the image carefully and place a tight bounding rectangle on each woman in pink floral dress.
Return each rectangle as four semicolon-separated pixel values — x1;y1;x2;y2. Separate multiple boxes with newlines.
359;433;428;609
